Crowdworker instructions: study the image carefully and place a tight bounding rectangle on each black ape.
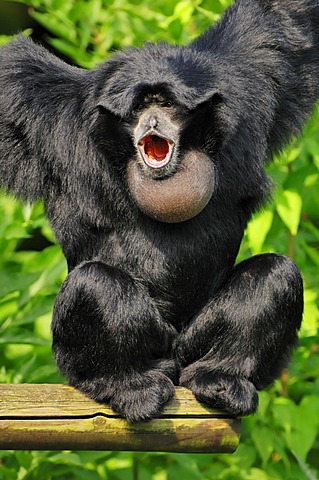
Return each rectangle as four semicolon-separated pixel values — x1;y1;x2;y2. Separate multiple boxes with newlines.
1;0;319;422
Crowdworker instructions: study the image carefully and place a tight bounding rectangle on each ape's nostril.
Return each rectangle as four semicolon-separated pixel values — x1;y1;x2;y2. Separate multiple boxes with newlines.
149;116;157;128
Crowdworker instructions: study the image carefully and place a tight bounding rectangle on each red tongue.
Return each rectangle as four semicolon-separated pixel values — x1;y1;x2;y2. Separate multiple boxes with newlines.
145;135;169;161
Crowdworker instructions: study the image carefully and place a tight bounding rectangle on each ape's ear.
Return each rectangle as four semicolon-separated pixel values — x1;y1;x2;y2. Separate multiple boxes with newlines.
191;93;223;114
181;93;222;135
0;36;85;201
180;92;225;149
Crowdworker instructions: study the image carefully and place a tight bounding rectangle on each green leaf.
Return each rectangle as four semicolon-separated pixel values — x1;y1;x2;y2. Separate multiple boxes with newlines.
291;452;318;480
48;37;97;68
196;6;221;22
289;396;319;461
301;242;319;267
245;468;272;480
0;271;40;297
4;223;31;240
30;11;77;44
251;426;274;467
246;207;274;253
273;396;319;461
48;452;83;466
301;288;319;336
0;331;50;345
275;189;302;235
173;1;195;25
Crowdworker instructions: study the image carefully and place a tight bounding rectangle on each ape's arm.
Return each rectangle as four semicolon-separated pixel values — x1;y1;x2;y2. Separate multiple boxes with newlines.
192;0;319;159
0;36;86;200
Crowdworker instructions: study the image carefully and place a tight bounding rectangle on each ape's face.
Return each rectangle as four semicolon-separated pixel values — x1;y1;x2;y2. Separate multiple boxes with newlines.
132;92;183;179
126;90;217;223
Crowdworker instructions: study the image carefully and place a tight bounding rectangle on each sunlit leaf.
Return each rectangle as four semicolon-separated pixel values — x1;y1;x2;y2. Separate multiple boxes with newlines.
246;207;274;254
275;189;302;235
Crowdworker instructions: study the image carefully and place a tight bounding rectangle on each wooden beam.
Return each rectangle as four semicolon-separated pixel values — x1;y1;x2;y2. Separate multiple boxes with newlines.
0;384;241;453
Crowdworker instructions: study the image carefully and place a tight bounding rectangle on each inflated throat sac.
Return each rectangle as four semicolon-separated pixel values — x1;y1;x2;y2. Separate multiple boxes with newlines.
127;152;215;223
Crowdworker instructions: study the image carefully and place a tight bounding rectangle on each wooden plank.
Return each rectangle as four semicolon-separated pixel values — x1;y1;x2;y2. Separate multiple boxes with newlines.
0;384;230;418
0;384;241;453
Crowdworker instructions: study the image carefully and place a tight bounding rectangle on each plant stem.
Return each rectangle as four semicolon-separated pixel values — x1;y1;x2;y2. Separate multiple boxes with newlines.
133;453;139;480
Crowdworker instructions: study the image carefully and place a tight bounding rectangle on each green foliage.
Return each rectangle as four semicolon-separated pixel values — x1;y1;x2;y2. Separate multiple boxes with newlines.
0;0;318;478
0;196;66;385
10;0;230;67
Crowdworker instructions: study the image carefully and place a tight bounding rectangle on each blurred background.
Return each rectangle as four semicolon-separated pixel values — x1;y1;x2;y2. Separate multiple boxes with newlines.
0;1;318;479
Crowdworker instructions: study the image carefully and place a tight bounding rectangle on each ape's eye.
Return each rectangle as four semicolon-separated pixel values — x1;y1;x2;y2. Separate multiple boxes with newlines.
133;104;145;113
162;101;174;108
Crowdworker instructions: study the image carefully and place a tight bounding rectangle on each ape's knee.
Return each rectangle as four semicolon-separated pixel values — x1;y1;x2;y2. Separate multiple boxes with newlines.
234;254;303;312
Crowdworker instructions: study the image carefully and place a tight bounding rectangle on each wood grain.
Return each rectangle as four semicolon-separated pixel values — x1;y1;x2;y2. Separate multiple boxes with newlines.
0;384;241;453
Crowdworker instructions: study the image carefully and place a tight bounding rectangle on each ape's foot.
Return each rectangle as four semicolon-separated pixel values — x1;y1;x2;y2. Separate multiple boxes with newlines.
74;369;175;423
180;364;258;416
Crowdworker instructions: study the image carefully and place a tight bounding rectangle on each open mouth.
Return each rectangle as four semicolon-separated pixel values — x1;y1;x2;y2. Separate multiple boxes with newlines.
138;134;174;169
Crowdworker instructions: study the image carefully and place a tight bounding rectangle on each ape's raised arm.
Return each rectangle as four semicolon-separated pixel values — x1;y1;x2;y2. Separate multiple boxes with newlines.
0;36;86;200
191;0;319;158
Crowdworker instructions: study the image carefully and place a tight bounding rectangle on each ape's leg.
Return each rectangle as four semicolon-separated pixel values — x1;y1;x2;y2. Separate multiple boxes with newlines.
174;254;303;416
52;261;178;422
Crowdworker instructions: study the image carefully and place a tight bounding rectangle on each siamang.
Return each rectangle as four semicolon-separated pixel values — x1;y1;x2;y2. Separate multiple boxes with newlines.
0;0;319;422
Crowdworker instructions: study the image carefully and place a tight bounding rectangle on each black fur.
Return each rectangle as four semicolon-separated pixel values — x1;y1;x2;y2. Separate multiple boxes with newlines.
0;0;318;422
